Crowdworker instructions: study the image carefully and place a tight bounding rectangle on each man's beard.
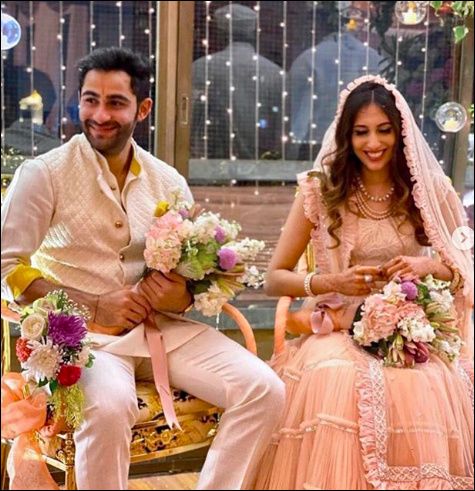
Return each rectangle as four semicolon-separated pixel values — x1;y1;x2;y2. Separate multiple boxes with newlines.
81;119;137;156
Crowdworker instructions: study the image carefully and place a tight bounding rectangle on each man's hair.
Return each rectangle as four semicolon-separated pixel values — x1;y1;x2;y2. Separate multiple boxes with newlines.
77;47;151;103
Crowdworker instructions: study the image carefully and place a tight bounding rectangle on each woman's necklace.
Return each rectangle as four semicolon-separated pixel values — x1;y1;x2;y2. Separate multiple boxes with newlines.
354;185;394;220
356;175;394;202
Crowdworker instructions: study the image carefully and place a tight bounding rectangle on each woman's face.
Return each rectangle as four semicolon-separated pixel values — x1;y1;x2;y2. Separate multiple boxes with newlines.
351;103;396;174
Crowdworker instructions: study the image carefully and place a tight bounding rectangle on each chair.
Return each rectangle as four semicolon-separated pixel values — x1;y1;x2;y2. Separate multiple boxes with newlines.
273;243;316;357
1;301;257;490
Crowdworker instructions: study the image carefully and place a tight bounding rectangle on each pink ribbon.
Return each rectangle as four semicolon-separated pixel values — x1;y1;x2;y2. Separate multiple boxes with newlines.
144;315;182;430
310;298;344;335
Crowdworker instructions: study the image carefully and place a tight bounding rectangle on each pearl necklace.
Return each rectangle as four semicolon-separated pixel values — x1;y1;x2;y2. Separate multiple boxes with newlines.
356;176;394;202
354;186;394;220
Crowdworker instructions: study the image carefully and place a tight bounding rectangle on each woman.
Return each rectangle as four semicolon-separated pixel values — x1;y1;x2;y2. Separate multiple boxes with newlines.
254;76;473;490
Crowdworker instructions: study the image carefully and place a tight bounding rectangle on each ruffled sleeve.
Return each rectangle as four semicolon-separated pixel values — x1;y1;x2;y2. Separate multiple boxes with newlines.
297;171;322;227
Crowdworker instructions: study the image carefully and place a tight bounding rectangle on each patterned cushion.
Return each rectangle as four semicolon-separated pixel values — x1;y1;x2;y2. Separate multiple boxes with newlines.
38;382;222;462
136;381;217;423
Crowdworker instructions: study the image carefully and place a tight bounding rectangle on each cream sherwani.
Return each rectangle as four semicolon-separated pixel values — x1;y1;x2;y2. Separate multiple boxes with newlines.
1;134;285;490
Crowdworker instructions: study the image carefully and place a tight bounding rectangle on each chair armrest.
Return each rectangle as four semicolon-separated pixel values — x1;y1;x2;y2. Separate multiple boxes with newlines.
273;296;293;357
221;303;257;355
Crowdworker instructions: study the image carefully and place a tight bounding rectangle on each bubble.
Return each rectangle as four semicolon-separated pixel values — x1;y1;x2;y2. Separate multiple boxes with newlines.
394;1;427;26
435;102;468;133
1;13;22;50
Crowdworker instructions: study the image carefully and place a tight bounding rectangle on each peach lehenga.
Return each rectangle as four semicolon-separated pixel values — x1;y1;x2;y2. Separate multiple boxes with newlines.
255;75;474;490
255;213;474;490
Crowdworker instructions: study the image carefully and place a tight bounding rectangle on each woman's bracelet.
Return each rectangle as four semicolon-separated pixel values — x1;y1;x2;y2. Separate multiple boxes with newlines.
303;272;318;297
448;265;463;294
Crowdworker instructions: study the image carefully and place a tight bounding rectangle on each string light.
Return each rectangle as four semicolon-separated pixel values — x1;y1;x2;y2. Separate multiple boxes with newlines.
308;1;317;159
254;1;261;197
254;1;261;162
364;3;370;75
202;1;211;160
419;19;430;130
395;18;401;85
336;3;342;98
58;3;66;142
90;2;96;51
117;1;124;47
29;0;36;156
147;1;155;153
227;2;235;161
1;6;6;151
281;1;288;160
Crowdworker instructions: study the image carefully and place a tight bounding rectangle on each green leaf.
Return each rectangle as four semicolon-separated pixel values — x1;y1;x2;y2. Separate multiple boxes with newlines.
453;25;469;43
49;379;58;393
452;1;464;15
430;1;443;11
38;378;48;387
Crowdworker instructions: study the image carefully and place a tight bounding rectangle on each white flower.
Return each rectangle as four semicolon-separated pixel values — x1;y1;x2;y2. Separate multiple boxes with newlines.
424;274;451;292
32;298;58;317
177;219;194;241
240;265;264;288
398;317;435;343
352;320;365;343
220;220;241;241
429;289;453;313
194;213;222;243
227;238;265;262
193;283;231;316
23;339;61;381
75;346;91;368
381;281;406;304
20;314;46;340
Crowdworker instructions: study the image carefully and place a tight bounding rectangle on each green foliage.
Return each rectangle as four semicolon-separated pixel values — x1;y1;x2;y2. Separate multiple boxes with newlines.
431;1;474;43
50;385;85;429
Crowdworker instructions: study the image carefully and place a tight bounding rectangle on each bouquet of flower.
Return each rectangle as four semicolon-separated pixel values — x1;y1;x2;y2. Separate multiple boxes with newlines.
15;290;94;429
351;275;462;368
144;190;266;316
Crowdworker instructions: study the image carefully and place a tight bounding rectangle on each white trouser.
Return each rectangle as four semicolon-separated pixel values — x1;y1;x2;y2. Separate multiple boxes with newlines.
74;327;285;490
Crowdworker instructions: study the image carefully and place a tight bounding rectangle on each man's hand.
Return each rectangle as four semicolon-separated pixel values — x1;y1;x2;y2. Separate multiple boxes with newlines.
94;287;152;329
138;271;192;313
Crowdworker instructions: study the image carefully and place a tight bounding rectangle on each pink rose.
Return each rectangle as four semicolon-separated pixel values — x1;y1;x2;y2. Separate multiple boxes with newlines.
359;296;399;345
396;302;426;323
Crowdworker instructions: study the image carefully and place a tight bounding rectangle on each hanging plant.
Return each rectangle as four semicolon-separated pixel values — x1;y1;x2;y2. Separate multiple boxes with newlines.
431;1;474;42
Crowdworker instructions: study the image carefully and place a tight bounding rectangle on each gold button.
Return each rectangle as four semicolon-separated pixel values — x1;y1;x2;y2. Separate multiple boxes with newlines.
119;253;125;261
115;220;123;228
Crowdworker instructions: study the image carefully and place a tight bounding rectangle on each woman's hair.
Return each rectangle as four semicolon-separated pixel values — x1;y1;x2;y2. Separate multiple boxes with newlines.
319;81;430;249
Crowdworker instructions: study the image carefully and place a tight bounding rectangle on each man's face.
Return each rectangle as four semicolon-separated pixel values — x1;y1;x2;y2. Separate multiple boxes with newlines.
79;69;150;156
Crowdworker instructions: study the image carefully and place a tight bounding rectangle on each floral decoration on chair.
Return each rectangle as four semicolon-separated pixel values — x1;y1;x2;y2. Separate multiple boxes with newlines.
13;290;94;428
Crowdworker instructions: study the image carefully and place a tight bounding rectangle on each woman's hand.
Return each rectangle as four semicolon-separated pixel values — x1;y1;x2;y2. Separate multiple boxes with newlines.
332;265;384;296
382;256;437;282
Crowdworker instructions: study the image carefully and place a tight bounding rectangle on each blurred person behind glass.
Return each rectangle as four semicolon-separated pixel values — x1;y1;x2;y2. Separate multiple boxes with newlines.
191;4;282;160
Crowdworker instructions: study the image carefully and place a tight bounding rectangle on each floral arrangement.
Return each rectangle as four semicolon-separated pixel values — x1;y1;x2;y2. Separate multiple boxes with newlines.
352;275;462;367
144;190;265;316
15;290;94;429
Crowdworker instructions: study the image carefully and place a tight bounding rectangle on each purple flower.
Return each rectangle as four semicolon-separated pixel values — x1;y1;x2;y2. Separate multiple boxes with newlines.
214;226;226;244
178;208;190;219
218;248;238;270
48;312;87;348
400;281;418;301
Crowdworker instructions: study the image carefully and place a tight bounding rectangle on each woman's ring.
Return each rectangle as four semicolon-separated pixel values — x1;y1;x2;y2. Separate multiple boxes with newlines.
364;274;373;284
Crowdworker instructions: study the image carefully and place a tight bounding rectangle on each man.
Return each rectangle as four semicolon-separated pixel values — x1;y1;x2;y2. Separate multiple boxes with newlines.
1;47;284;490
